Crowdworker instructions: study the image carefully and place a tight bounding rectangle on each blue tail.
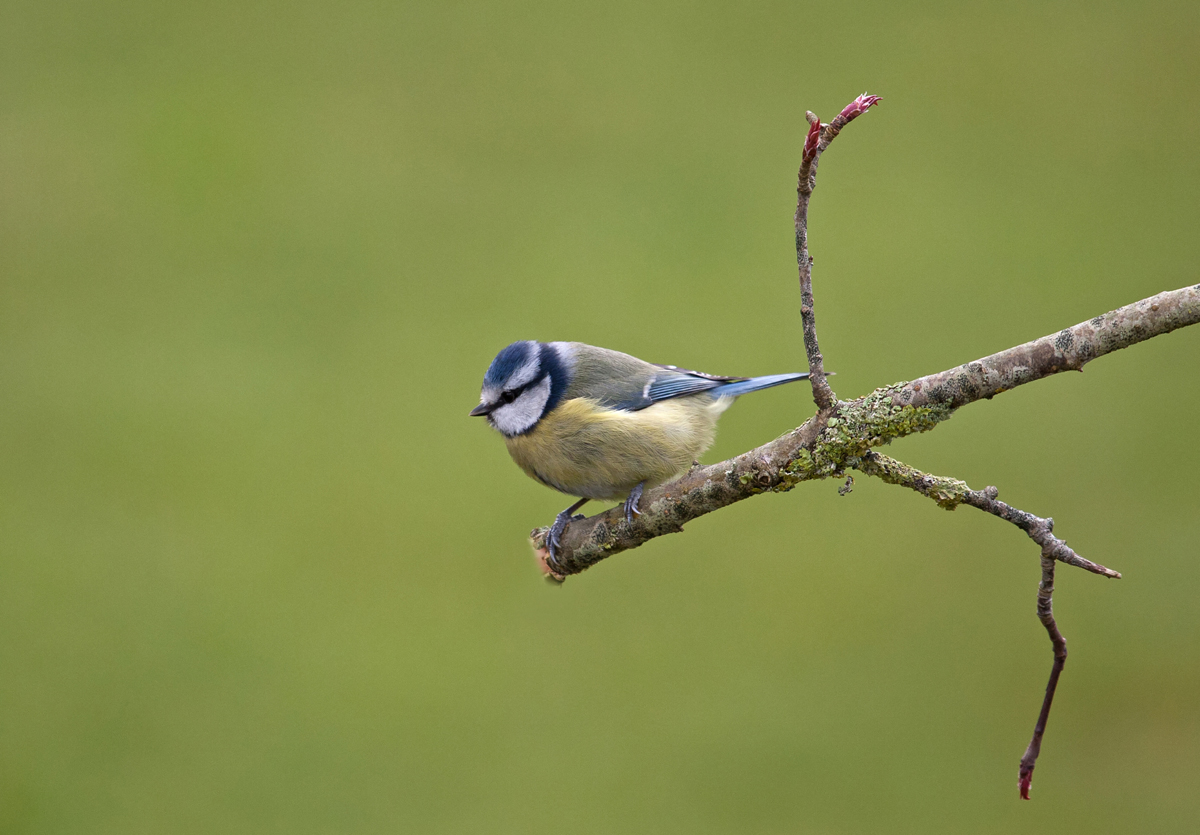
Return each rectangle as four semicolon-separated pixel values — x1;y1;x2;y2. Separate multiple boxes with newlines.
717;372;812;397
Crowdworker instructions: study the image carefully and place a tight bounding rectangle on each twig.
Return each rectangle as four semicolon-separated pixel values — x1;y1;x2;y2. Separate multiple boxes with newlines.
853;451;1116;798
796;94;881;411
855;452;1120;578
1019;552;1066;801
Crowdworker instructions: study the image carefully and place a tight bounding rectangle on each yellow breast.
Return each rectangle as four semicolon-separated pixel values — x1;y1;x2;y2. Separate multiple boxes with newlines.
504;396;729;501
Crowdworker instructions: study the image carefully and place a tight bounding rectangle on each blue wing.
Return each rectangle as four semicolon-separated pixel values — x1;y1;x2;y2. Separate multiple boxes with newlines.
645;374;723;401
595;365;731;411
610;365;808;411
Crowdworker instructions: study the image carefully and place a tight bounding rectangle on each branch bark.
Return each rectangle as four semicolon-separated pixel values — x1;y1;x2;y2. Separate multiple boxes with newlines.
855;452;1119;578
899;286;1200;410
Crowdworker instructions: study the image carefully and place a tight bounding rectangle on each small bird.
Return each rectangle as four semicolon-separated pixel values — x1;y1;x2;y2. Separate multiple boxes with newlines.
470;341;812;562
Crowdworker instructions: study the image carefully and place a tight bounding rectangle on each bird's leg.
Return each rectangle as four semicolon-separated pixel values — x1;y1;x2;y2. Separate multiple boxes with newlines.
547;497;589;564
623;482;645;525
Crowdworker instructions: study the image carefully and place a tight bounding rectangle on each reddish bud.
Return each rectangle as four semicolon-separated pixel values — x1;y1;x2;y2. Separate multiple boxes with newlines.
803;118;822;162
837;93;882;123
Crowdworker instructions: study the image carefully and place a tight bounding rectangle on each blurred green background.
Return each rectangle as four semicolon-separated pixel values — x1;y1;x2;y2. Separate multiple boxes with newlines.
3;0;1199;832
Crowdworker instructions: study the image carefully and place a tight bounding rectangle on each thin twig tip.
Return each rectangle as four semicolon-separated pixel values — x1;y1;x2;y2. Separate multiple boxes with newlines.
836;93;882;123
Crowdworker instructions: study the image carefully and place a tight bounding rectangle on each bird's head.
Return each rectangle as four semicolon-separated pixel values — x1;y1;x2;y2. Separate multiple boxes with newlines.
470;341;569;437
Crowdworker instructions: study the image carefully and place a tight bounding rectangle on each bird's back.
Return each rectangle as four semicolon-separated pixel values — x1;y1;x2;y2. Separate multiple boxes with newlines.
557;343;660;407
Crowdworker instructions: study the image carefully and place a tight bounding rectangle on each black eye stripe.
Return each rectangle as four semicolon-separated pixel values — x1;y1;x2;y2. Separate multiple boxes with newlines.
499;381;533;404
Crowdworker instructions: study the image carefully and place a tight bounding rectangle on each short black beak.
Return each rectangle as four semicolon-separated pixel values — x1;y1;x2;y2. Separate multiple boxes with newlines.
469;403;492;417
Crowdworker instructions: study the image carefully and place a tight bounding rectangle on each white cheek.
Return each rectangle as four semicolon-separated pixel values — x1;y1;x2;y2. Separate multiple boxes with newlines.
490;376;551;436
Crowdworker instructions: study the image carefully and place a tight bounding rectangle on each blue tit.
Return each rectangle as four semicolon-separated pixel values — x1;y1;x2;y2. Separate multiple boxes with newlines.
470;340;813;560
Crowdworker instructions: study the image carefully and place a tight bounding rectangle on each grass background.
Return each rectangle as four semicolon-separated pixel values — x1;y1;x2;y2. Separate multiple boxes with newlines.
3;1;1199;832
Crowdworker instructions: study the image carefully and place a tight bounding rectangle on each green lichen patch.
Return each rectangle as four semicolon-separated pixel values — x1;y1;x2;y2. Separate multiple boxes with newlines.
834;386;954;447
777;386;955;489
777;448;818;490
857;453;970;509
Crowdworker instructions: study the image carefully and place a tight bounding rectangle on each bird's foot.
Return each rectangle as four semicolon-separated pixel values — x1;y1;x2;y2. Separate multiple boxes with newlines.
546;498;589;570
624;482;645;525
547;512;570;561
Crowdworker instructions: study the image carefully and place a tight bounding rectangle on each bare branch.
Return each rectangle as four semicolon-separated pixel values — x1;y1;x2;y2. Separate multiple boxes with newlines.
796;94;881;411
852;451;1111;798
855;452;1120;578
1019;553;1067;801
533;284;1194;578
899;285;1200;411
